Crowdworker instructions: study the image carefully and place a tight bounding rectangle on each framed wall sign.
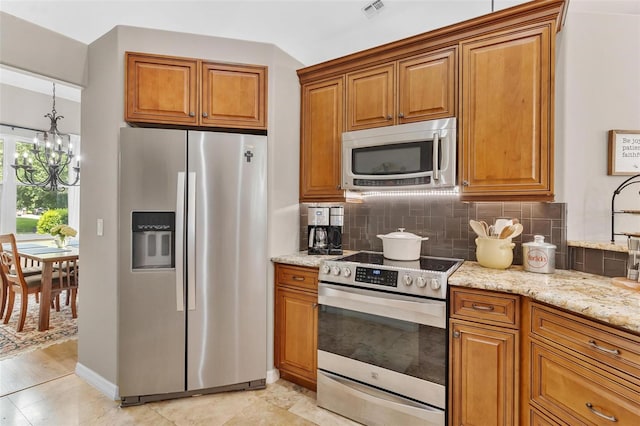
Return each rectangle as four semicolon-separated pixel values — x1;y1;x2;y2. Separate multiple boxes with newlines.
608;130;640;175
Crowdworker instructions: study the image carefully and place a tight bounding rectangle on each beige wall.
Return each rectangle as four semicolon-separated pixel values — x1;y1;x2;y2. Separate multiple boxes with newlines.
0;12;88;87
556;10;640;242
0;83;80;133
79;25;302;391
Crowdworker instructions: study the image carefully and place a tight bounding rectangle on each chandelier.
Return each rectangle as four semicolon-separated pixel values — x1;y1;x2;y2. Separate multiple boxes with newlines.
11;83;80;192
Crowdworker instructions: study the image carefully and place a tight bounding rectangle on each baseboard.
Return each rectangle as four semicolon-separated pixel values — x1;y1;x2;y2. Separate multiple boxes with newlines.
75;362;119;400
266;368;280;384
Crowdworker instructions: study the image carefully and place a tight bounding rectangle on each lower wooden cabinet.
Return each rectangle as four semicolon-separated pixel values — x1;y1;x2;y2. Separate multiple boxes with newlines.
449;319;518;426
449;287;520;425
525;300;640;425
274;263;318;391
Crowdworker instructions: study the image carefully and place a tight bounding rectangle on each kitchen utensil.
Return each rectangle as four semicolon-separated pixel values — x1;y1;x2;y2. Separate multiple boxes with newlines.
507;223;523;239
523;235;556;273
480;221;490;237
469;220;488;238
494;218;513;236
498;225;514;239
475;237;515;269
377;228;429;260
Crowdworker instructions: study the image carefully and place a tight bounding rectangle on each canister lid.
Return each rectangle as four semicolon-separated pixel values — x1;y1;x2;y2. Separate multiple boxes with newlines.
523;235;556;249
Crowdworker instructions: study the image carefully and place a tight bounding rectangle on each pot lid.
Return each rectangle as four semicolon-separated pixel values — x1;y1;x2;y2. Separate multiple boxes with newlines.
522;235;556;248
377;228;428;241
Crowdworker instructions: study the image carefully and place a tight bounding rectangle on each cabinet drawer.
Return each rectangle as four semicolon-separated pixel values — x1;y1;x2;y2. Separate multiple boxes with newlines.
276;264;318;291
530;303;640;382
529;409;560;426
450;287;519;328
530;342;640;425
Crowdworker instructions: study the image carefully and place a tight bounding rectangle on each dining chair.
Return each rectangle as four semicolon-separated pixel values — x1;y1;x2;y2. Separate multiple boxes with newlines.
0;245;41;319
0;233;44;331
52;259;78;318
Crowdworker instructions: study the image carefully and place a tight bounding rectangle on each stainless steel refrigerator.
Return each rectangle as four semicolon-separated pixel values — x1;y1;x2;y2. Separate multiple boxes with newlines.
118;127;267;406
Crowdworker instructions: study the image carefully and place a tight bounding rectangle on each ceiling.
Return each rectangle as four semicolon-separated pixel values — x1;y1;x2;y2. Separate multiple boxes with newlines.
0;0;637;100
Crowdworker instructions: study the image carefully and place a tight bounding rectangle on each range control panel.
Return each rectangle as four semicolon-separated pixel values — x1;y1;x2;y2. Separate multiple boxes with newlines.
318;256;461;300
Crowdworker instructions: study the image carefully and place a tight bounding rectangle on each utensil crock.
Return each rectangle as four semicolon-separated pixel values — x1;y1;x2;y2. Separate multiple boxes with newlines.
475;237;515;269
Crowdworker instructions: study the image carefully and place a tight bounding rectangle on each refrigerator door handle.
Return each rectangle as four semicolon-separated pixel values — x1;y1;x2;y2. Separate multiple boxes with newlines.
187;172;197;311
175;172;186;312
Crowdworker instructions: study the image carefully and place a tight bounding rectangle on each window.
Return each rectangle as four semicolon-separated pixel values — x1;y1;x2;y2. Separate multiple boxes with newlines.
0;125;80;240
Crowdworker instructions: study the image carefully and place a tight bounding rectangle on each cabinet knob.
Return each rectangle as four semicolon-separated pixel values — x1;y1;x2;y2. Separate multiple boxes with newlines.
453;331;460;338
202;112;209;118
336;185;341;190
189;112;195;117
398;113;405;118
386;115;392;120
462;180;470;186
313;303;318;309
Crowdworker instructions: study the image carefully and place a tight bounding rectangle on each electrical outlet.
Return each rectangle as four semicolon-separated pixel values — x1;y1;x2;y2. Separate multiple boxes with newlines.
97;218;104;236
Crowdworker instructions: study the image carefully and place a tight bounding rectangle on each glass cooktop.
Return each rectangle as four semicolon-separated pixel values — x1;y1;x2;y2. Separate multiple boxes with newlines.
336;251;461;273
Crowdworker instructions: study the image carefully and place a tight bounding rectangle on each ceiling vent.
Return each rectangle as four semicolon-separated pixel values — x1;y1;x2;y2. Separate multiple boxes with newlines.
362;0;385;19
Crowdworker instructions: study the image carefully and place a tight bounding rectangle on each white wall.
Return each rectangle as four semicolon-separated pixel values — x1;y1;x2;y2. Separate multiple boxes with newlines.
556;8;640;243
79;25;301;392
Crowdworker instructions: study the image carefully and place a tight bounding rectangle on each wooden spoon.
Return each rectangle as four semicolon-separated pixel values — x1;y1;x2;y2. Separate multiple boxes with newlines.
508;223;524;239
499;225;515;239
498;225;511;239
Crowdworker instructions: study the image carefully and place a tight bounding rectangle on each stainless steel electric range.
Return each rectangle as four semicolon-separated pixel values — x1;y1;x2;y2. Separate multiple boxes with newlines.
316;251;462;426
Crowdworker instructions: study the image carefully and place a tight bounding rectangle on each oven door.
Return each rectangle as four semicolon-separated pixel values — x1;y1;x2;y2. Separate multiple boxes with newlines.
317;283;447;425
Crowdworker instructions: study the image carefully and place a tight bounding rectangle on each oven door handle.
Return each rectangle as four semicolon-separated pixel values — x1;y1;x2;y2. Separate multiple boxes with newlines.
318;283;446;329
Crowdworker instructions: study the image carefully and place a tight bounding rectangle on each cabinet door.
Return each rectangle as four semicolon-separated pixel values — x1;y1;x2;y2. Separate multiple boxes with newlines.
201;62;267;130
300;77;345;202
125;53;198;125
274;285;318;390
346;63;395;130
460;24;554;200
398;48;456;123
450;320;518;426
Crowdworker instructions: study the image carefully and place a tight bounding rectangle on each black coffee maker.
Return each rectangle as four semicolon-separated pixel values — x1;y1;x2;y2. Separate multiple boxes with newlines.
308;206;343;255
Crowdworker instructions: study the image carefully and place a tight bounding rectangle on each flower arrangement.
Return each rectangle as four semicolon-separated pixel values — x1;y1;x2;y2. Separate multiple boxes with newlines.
50;225;77;248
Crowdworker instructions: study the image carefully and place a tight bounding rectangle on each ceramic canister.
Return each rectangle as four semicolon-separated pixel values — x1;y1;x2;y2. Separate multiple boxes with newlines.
523;235;556;274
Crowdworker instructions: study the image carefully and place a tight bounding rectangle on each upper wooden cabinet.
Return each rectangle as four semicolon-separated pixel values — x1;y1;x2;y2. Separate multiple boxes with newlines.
346;63;395;131
346;48;456;131
398;49;457;124
299;77;345;202
459;24;554;201
126;53;199;126
201;62;266;129
126;52;267;130
297;0;568;202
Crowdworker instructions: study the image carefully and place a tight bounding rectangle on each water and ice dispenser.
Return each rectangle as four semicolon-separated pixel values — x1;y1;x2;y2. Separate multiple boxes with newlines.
132;212;175;269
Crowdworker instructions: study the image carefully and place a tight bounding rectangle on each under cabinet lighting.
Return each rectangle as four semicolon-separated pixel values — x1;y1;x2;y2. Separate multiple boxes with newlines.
357;186;460;198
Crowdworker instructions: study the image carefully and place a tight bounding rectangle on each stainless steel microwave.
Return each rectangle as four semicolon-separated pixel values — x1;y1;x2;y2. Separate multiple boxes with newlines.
342;118;457;191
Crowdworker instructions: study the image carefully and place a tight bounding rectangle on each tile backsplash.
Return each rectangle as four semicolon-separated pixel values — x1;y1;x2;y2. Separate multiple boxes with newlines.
300;197;568;269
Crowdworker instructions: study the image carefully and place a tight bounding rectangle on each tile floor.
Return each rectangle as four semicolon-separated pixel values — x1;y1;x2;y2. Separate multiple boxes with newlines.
0;341;359;425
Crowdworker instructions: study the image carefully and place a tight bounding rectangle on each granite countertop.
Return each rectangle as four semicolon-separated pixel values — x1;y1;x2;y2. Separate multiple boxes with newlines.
271;250;356;268
568;240;628;252
272;251;640;334
450;262;640;334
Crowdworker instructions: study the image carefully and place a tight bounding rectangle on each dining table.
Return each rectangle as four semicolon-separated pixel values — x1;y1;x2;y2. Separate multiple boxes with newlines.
15;243;79;331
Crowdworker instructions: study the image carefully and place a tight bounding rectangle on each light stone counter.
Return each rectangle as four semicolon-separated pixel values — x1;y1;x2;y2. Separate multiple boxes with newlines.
568;240;628;252
450;262;640;334
271;250;356;268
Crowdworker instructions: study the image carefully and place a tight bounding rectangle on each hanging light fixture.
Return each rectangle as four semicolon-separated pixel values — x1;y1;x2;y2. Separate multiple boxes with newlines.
11;82;80;192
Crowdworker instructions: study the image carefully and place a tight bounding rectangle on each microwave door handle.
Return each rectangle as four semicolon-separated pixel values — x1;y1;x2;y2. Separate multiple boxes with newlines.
433;132;440;181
